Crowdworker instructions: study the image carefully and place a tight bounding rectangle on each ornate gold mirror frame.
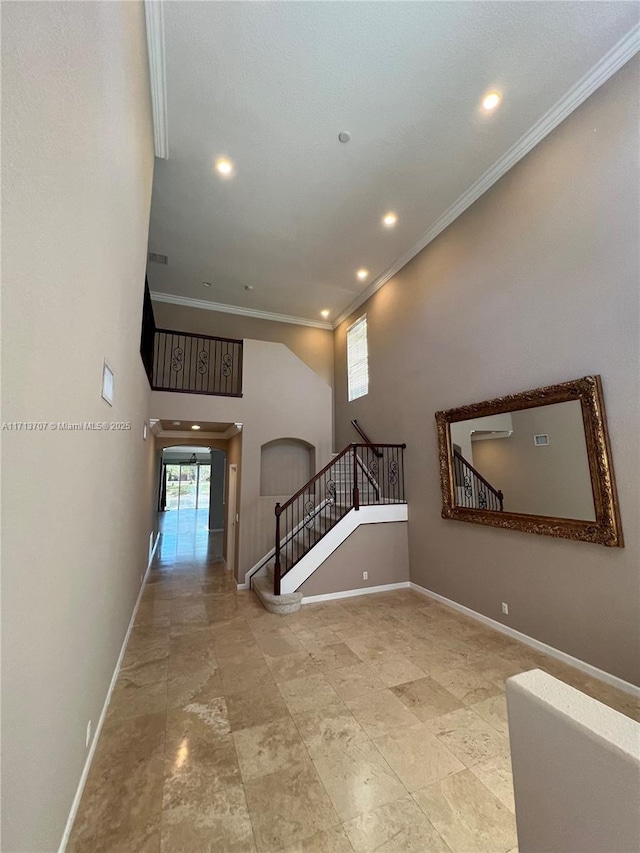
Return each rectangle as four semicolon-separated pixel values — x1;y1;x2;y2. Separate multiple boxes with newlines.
435;376;623;547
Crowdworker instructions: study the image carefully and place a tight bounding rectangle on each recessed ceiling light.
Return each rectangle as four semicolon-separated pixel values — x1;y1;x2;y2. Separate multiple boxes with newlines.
172;421;181;426
215;157;234;176
320;309;330;318
382;212;398;228
245;285;254;291
356;269;369;281
202;281;212;287
191;424;201;431
482;92;501;111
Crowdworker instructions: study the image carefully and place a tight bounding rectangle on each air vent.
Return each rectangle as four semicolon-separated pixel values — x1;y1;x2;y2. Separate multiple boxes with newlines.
534;434;550;446
148;252;168;265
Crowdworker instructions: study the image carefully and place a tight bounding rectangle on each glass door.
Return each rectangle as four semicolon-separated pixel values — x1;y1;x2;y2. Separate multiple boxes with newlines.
165;464;181;510
164;463;211;511
197;464;211;510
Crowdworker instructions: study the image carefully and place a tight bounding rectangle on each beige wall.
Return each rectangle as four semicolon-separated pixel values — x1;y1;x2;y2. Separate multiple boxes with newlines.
299;522;409;597
473;401;595;519
451;413;514;463
333;58;640;685
260;439;314;497
1;3;155;851
152;301;334;386
150;339;333;579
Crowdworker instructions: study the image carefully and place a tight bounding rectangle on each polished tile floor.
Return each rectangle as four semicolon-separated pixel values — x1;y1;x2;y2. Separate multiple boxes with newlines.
69;511;640;852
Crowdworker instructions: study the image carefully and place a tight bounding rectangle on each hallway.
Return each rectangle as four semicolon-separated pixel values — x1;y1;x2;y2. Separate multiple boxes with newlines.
68;517;640;852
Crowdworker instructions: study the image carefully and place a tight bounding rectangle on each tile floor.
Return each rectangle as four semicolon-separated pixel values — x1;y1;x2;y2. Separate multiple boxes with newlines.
68;511;640;852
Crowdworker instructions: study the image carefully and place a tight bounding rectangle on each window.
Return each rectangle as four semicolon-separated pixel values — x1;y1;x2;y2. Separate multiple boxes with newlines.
347;315;368;401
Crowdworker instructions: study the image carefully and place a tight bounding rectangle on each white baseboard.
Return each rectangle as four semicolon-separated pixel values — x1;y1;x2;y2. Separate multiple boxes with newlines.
237;582;250;590
410;583;640;700
302;581;410;604
58;558;154;852
148;531;160;568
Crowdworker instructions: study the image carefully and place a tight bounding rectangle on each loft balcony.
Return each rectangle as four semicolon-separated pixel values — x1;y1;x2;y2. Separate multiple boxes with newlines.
149;328;242;397
140;284;242;397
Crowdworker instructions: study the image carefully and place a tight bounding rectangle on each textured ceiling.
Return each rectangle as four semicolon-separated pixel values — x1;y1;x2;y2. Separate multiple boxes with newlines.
147;1;638;325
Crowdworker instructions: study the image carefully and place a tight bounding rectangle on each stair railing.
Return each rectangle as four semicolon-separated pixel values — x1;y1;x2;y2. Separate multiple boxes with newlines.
351;419;383;457
453;449;504;511
273;442;406;594
152;328;243;397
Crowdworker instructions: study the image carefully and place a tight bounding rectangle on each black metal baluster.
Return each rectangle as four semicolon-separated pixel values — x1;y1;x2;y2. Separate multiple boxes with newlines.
183;335;188;390
196;338;201;392
162;331;166;387
153;331;159;387
162;332;167;387
393;448;398;503
212;338;218;393
170;334;175;389
209;339;215;393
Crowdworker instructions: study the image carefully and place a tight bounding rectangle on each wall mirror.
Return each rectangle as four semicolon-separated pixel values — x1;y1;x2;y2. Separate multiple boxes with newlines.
435;376;623;546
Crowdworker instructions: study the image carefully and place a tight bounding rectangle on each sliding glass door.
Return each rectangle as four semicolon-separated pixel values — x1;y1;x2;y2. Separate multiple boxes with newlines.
165;464;211;511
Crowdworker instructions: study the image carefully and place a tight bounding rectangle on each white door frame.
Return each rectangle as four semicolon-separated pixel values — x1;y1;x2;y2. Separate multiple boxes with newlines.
226;463;238;574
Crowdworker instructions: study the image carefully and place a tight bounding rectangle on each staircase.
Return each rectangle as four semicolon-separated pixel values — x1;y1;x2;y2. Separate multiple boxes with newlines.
453;449;504;511
250;439;406;613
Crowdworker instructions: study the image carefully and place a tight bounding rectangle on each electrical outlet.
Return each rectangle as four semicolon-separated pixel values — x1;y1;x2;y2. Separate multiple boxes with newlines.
501;602;509;615
86;720;92;748
363;571;368;580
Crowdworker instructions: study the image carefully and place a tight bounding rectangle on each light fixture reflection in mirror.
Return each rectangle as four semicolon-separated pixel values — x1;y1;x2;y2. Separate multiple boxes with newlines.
435;376;623;547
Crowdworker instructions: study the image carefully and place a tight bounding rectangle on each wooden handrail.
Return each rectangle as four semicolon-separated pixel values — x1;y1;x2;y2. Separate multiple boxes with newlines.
351;420;383;457
276;443;406;515
276;445;352;514
453;449;503;502
353;443;407;449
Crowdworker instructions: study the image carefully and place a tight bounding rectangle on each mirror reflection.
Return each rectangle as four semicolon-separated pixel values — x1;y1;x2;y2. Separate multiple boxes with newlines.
450;400;596;521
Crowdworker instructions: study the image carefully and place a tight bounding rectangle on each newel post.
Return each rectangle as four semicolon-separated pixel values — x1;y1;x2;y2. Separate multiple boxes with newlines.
274;503;281;595
352;445;360;510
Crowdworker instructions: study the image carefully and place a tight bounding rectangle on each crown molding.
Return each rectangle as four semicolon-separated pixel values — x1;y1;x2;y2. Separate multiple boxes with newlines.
150;291;333;330
333;23;640;328
145;0;169;159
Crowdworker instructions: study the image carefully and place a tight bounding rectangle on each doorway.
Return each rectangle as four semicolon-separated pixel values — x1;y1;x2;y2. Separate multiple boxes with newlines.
226;463;238;573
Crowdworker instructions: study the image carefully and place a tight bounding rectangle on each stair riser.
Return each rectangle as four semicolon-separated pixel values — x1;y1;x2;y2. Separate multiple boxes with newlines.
253;576;302;614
